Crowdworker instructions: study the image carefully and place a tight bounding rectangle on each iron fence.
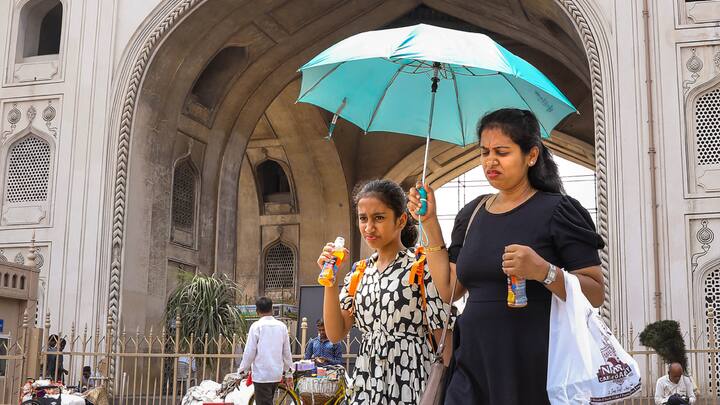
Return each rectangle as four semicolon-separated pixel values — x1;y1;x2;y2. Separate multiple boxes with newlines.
3;311;720;404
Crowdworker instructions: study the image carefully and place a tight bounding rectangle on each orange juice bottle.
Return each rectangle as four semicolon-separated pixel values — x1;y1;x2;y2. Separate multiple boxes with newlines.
318;237;345;286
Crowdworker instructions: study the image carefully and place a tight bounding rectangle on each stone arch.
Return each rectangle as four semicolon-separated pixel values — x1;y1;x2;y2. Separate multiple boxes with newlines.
107;0;615;332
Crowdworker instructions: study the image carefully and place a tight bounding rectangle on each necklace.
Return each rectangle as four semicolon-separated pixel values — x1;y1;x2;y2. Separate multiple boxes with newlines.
487;184;535;212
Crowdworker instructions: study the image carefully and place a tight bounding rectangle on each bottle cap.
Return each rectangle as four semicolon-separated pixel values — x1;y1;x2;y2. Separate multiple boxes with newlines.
333;236;345;249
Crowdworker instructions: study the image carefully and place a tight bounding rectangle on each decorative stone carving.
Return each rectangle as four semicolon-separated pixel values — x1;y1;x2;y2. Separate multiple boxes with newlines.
558;0;611;324
2;206;48;225
13;61;60;83
2;104;21;143
681;45;720;97
684;49;703;95
0;99;60;226
692;220;715;273
43;101;57;137
685;1;720;25
681;44;720;196
0;244;49;269
1;99;61;144
698;170;720;191
693;217;720;332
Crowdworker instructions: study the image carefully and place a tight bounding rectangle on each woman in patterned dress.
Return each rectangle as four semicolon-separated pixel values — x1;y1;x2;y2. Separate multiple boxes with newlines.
318;179;449;405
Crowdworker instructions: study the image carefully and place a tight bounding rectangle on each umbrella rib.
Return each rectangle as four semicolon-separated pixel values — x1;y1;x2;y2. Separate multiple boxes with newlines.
366;64;405;132
297;61;346;100
462;65;476;76
499;73;552;136
450;69;466;146
459;65;501;78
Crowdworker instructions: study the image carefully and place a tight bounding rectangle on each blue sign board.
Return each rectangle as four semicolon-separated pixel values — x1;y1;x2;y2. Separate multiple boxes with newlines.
0;319;4;333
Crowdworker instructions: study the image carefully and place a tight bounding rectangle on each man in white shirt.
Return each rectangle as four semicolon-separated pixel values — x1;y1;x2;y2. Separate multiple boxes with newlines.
237;297;293;405
655;362;696;405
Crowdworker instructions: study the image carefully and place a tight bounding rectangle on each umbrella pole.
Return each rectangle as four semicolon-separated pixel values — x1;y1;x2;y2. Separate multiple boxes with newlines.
422;62;441;186
418;62;441;246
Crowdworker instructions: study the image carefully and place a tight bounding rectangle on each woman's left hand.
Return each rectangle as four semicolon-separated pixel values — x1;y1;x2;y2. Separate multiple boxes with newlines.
501;244;549;282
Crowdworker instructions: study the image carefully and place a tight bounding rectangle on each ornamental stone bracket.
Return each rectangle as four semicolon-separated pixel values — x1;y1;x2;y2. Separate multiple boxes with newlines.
1;98;61;144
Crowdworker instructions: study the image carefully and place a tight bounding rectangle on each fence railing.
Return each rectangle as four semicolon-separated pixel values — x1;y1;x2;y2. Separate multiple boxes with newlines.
3;311;720;405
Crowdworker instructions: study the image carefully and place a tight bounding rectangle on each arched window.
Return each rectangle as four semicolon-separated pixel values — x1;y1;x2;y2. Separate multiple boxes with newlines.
264;242;295;291
171;159;198;232
19;0;63;59
11;275;17;289
256;160;291;204
694;87;720;167
20;275;25;290
5;135;52;204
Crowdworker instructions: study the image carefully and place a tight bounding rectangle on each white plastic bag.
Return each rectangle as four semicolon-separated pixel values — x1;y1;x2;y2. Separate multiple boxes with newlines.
547;273;642;404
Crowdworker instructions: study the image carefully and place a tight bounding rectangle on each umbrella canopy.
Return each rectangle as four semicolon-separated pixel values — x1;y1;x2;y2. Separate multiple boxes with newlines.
298;23;576;145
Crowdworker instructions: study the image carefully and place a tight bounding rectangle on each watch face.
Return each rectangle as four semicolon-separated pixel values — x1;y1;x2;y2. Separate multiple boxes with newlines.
544;266;556;284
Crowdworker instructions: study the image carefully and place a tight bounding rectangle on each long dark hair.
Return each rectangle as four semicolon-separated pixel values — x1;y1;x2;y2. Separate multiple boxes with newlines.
478;108;564;194
353;179;418;247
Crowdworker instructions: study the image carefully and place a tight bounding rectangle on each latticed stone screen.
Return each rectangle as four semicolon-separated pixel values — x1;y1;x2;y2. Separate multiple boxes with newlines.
5;135;51;203
704;267;720;381
695;88;720;166
172;160;196;231
264;242;295;290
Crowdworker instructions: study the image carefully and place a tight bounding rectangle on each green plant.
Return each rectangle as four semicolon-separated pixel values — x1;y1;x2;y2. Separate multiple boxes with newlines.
639;320;688;371
164;273;247;353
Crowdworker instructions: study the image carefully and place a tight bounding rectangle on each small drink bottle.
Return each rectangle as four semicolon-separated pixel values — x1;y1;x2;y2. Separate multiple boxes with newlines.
318;237;345;287
507;275;528;308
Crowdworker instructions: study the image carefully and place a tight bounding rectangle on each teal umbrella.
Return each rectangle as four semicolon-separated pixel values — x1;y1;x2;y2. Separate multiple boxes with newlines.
298;23;576;214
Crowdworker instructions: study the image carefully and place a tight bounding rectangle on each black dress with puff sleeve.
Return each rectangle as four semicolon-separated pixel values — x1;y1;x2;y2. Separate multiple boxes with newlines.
443;192;605;405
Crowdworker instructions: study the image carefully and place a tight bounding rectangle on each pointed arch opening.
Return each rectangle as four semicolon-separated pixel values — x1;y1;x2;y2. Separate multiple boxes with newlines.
18;0;63;60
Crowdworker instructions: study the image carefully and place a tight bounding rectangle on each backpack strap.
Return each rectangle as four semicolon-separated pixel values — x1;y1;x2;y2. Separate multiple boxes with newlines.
409;246;427;312
347;259;368;314
410;246;438;351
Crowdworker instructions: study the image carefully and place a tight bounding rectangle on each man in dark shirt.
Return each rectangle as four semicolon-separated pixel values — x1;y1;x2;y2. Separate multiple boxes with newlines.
304;320;343;366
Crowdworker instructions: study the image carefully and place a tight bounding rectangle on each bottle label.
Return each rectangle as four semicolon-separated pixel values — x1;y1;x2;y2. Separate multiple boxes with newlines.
507;276;528;307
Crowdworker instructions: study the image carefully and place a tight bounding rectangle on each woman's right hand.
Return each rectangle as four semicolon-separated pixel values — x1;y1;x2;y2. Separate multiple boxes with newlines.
317;242;351;271
407;182;438;222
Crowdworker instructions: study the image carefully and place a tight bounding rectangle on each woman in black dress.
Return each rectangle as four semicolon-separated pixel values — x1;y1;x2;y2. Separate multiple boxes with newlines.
408;108;606;404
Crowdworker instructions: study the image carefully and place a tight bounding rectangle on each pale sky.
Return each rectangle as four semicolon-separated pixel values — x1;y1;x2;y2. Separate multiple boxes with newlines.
434;156;598;242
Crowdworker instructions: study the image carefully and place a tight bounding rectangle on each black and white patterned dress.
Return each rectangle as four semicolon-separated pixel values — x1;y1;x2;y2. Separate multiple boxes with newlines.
339;248;449;405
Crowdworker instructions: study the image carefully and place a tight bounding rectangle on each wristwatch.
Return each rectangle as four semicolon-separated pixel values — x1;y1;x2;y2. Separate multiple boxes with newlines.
543;264;558;285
